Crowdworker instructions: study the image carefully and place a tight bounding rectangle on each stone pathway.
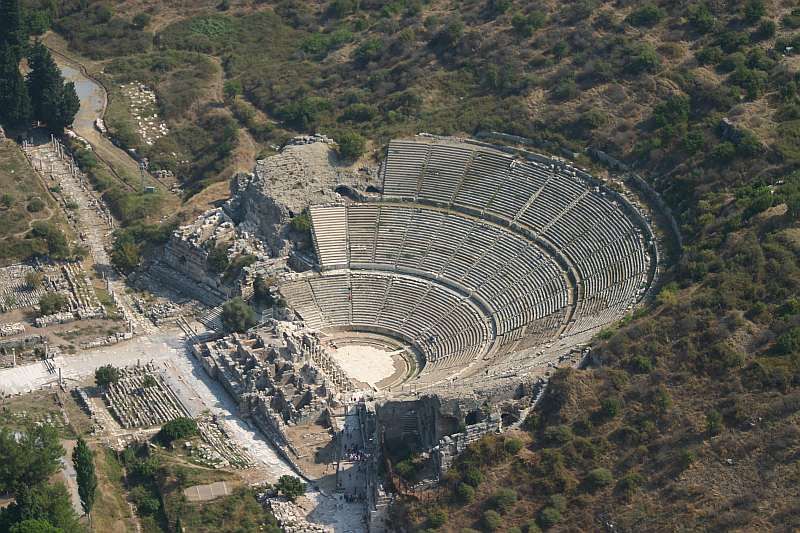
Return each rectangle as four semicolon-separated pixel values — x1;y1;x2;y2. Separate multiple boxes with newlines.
23;139;154;335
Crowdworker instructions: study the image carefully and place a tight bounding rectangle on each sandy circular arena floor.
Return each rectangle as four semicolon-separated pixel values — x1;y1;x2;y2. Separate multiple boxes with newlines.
330;345;398;388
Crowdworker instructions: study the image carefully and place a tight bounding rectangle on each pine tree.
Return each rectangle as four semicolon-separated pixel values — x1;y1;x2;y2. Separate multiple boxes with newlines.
0;42;30;127
27;42;80;132
0;0;25;63
72;437;97;518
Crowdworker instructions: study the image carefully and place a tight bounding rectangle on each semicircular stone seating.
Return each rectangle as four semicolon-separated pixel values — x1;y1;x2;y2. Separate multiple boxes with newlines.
279;139;656;386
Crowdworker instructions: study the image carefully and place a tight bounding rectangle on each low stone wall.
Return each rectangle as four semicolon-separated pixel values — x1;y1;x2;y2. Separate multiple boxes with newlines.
434;415;501;476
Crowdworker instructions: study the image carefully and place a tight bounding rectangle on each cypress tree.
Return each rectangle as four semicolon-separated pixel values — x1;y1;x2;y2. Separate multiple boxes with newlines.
72;437;97;518
0;43;30;127
0;0;25;63
27;43;80;132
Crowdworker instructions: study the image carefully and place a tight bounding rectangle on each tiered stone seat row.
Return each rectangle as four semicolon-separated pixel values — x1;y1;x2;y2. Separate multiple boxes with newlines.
379;139;653;340
310;205;348;268
281;271;491;366
343;204;570;343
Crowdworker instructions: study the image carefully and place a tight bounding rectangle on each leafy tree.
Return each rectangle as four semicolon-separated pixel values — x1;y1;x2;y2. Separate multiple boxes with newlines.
337;131;366;161
1;193;14;208
26;43;80;132
158;417;198;445
221;297;257;332
206;242;230;273
72;437;97;517
252;275;274;306
94;364;121;388
275;475;306;502
0;425;64;493
9;519;63;533
290;210;312;234
111;233;142;274
6;482;80;532
463;466;482;487
38;293;68;315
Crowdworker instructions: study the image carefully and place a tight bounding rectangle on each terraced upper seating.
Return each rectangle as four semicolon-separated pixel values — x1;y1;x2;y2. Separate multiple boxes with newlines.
281;138;655;385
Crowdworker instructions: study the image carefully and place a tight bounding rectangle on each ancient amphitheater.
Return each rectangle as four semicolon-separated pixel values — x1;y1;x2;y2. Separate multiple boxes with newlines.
279;137;659;394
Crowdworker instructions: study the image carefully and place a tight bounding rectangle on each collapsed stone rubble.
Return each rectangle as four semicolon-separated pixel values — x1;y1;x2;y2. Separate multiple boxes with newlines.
0;322;25;337
120;82;169;146
261;497;333;533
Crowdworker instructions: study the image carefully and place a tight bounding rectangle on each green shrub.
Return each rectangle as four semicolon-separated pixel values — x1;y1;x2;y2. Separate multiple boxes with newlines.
337;131;367;160
525;520;542;532
221;297;257;333
688;3;716;33
511;11;546;37
207;242;230;273
275;475;306;502
706;409;723;435
625;44;660;74
600;397;622;418
548;494;567;513
95;364;121;388
159;417;198;445
482;510;502;531
585;467;614;491
290;210;312;234
504;437;523;455
395;459;416;480
743;0;765;23
456;482;475;502
463;466;482;487
427;506;448;528
490;488;517;513
26;197;45;213
626;4;665;27
537;506;562;529
776;327;800;356
544;425;573;446
616;472;644;497
39;293;68;315
132;13;151;29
